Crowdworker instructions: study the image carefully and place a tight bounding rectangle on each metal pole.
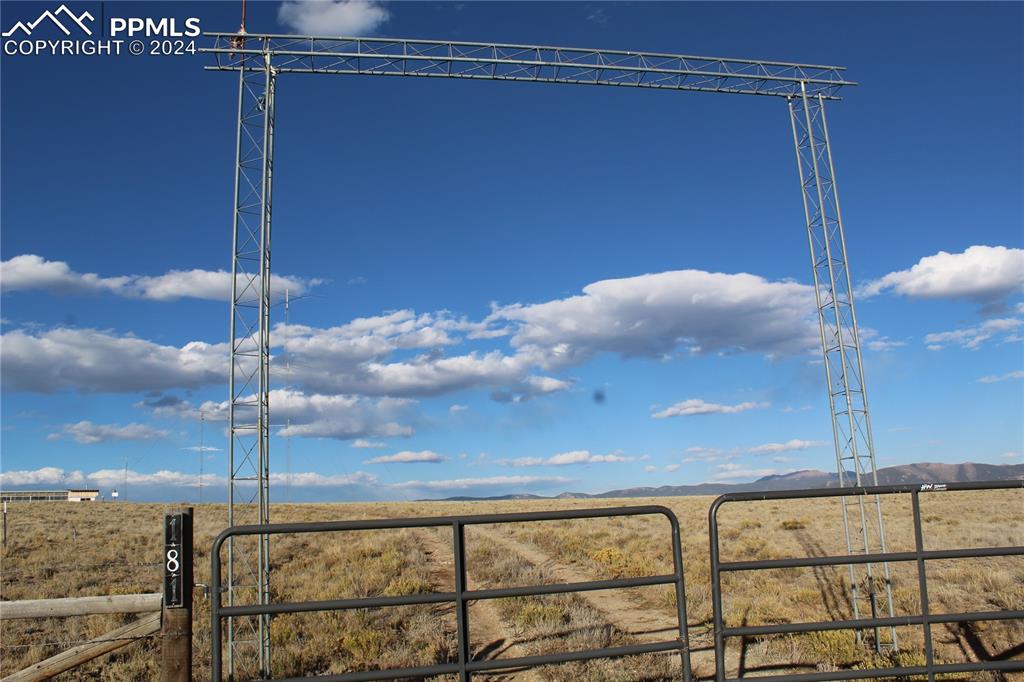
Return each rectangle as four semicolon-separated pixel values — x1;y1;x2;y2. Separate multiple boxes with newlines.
452;521;470;682
256;49;276;674
225;50;245;678
911;492;935;682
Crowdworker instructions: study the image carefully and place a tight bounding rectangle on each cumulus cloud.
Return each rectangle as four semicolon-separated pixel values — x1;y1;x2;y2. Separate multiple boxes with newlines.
351;439;385;449
497;450;635;467
748;439;826;455
652;399;768;419
0;466;378;490
364;450;445;464
273;312;568;400
978;370;1024;384
924;318;1022;351
860;245;1024;307
86;468;218;488
491;269;819;367
0;467;86;486
49;421;169;444
1;327;225;393
390;475;573;491
278;0;390;35
224;389;415;440
664;463;681;472
711;463;778;481
2;267;821;401
0;255;319;302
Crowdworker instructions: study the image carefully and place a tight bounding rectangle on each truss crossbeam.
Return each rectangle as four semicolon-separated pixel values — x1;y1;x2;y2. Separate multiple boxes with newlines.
202;34;854;99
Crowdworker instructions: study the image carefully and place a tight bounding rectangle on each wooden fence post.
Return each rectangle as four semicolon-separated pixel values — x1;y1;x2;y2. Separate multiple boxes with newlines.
161;507;193;682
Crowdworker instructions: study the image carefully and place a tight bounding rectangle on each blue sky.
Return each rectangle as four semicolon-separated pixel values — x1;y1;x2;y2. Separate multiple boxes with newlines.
1;1;1021;502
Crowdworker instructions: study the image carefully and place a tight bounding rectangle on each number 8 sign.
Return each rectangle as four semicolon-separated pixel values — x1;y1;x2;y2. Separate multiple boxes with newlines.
164;511;193;609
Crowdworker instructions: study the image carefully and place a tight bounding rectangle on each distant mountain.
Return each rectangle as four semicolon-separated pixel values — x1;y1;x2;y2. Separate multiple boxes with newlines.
428;461;1024;501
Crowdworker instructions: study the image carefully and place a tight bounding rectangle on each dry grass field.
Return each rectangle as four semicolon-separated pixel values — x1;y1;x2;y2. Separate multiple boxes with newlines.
0;489;1021;680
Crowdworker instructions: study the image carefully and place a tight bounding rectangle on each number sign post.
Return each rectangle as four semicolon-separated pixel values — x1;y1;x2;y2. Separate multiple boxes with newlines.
162;508;193;681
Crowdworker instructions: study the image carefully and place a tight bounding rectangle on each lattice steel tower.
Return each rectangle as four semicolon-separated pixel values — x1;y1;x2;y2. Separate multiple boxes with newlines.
205;33;895;677
789;85;896;650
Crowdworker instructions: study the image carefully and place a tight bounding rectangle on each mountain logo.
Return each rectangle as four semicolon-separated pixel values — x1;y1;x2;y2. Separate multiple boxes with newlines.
3;4;95;37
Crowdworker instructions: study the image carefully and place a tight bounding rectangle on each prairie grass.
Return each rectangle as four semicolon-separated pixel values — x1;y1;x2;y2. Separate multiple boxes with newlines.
0;489;1020;680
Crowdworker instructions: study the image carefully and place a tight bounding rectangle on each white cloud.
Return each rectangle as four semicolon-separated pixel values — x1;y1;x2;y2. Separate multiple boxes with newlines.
978;370;1024;384
0;255;319;302
491;269;818;367
0;467;86;486
652;399;768;419
2;267;820;401
682;446;741;463
274;312;567;400
711;463;778;481
923;317;1022;351
1;328;225;393
860;328;907;352
267;471;377;487
364;450;445;464
449;404;469;413
249;389;415;440
390;475;573;491
497;450;635;467
664;463;681;472
183;445;221;452
1000;451;1022;460
546;450;633;466
145;389;415;442
86;468;219;488
748;439;826;455
49;421;169;444
860;245;1024;305
278;0;390;35
643;465;658;473
0;466;380;490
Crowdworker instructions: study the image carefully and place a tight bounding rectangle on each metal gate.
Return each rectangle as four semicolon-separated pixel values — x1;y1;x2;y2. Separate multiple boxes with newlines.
211;505;693;681
708;481;1024;682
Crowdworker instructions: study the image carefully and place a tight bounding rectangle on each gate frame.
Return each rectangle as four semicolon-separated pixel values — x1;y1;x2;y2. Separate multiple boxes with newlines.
211;505;693;681
708;480;1024;682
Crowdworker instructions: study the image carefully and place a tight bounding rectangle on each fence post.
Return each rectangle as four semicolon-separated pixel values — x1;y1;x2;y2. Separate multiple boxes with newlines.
161;507;193;681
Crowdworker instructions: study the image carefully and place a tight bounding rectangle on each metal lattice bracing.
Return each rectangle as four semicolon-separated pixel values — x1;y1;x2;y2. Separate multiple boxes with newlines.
203;34;854;98
788;84;896;651
203;32;889;676
226;43;275;678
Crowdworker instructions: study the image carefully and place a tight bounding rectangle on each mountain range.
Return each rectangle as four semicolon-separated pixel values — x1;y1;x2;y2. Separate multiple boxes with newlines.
430;461;1024;501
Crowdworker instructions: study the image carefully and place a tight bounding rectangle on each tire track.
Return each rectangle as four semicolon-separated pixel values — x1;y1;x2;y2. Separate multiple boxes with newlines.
417;528;540;681
468;525;717;679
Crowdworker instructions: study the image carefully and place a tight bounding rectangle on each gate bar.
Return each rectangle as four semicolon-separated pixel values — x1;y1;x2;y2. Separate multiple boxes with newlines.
708;480;1024;682
211;505;692;681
